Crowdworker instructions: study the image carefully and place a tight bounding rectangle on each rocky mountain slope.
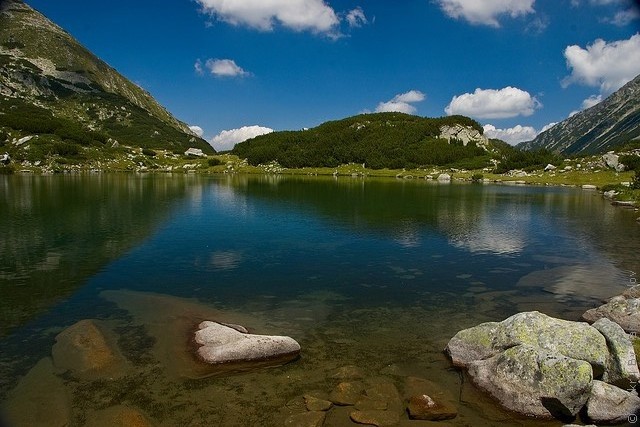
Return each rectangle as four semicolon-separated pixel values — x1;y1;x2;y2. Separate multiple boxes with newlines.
520;74;640;155
0;0;212;153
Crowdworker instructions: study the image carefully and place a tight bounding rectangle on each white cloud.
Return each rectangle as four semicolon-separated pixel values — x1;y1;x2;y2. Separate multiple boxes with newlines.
437;0;535;27
194;59;204;75
483;124;538;145
540;122;557;132
203;58;249;78
210;125;274;151
346;7;367;28
581;94;603;109
189;125;204;137
607;7;640;26
195;0;340;34
445;87;541;119
374;90;425;114
562;33;640;94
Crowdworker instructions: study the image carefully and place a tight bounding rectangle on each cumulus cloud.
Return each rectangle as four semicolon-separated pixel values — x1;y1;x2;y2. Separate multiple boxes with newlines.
210;125;274;151
195;0;340;34
437;0;535;27
483;124;538;145
540;122;557;132
374;90;426;114
445;87;541;119
346;7;368;28
189;125;205;137
196;58;249;78
562;33;640;94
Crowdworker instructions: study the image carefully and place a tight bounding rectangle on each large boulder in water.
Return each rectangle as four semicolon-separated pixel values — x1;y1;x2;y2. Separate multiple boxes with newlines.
467;344;593;418
446;311;608;374
194;321;300;365
445;311;640;422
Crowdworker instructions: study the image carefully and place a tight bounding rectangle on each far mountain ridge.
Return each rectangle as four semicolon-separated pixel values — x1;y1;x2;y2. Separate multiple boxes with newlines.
0;0;213;153
519;74;640;155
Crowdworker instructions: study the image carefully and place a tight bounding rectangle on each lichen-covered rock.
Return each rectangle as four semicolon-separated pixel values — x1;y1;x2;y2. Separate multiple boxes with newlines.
583;295;640;334
592;318;640;388
446;311;608;373
467;344;593;419
52;319;127;379
585;380;640;424
194;321;300;365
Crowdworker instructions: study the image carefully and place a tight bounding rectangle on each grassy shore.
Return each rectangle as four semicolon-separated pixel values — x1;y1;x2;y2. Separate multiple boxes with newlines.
4;149;639;203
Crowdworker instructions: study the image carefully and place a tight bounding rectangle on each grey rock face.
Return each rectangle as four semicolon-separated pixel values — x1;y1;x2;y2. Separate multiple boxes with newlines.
194;321;300;364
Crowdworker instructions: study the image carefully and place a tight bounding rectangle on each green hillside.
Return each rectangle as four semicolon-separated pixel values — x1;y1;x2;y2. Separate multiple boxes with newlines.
0;0;213;163
232;113;495;170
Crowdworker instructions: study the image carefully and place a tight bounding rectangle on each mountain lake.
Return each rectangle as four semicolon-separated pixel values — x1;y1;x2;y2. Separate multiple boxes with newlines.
1;173;639;426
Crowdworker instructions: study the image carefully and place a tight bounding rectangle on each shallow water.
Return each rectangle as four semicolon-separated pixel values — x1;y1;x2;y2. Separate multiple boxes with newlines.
1;174;639;426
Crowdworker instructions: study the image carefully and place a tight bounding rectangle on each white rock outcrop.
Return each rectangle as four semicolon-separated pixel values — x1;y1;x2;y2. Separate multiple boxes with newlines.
439;125;488;148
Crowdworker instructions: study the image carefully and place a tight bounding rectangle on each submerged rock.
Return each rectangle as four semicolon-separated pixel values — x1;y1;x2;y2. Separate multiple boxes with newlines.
329;381;365;406
1;358;71;427
51;319;127;379
406;394;457;421
85;405;154;427
284;411;326;427
350;409;401;426
195;321;300;365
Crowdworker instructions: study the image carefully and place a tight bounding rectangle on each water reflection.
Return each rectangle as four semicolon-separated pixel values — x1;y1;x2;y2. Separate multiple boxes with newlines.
0;174;197;337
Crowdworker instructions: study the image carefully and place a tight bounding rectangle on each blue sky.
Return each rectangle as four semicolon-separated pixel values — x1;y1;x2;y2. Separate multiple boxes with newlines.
26;0;640;150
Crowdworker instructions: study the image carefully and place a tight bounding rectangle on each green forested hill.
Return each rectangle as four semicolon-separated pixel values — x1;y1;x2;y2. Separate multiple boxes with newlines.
0;0;213;157
232;113;493;169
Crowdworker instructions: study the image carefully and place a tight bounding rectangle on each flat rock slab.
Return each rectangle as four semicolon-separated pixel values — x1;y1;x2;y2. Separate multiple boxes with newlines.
304;394;333;412
284;411;326;427
195;321;300;364
1;358;71;427
350;409;400;426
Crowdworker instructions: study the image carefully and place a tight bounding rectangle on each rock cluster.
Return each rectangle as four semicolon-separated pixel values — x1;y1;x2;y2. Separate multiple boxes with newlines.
445;311;640;423
285;369;458;426
583;286;640;334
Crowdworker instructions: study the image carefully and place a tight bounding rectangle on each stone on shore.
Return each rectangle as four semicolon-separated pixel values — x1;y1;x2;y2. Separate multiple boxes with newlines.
592;318;640;388
195;321;300;365
583;295;640;334
437;173;451;182
52;319;127;379
585;380;640;424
